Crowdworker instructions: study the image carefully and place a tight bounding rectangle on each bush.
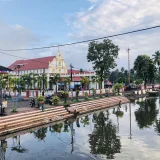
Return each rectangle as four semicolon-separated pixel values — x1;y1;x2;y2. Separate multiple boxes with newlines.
84;92;89;100
37;95;45;102
92;88;96;98
64;102;70;108
52;96;60;105
11;105;17;112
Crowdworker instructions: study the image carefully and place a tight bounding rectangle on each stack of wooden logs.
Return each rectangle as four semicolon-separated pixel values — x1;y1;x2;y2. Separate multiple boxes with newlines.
0;106;73;136
68;96;129;114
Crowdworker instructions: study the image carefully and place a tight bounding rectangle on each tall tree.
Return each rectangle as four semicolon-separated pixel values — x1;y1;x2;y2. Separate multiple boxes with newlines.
50;73;61;94
87;39;119;88
152;51;160;84
91;76;100;89
134;55;156;88
64;77;71;91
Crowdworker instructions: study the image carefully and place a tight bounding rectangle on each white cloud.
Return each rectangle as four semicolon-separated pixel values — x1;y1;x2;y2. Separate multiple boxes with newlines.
0;21;40;67
66;0;160;70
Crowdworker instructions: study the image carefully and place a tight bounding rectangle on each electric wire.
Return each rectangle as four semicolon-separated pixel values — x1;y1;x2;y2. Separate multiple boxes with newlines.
0;25;159;52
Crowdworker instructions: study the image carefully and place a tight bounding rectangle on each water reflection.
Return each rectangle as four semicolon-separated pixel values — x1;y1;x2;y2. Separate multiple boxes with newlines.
89;112;121;159
32;127;48;141
1;98;160;159
12;136;28;153
135;98;159;129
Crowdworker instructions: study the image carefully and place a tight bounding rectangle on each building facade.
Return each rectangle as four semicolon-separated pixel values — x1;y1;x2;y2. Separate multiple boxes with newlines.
8;51;103;91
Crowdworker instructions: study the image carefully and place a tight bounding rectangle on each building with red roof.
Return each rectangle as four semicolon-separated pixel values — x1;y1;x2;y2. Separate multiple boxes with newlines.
8;51;99;91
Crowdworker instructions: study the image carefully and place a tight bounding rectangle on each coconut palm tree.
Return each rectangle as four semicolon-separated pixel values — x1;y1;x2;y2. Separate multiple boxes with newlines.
64;77;71;91
152;51;160;84
49;73;61;94
80;77;89;90
91;76;100;89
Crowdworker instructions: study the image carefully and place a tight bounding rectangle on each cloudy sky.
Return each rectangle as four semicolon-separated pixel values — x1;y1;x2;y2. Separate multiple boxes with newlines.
0;0;160;70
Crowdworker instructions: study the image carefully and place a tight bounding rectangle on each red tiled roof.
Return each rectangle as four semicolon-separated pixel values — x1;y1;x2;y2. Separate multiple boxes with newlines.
8;56;56;71
61;77;81;82
105;79;112;85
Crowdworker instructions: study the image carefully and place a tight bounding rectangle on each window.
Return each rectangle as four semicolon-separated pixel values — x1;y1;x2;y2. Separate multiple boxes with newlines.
59;69;61;73
58;61;61;66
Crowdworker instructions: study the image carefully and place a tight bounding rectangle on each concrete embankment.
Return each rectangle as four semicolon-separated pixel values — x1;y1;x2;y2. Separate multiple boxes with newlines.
0;96;129;136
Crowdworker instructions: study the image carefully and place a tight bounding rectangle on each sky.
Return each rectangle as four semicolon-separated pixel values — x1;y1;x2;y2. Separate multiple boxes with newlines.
0;0;160;71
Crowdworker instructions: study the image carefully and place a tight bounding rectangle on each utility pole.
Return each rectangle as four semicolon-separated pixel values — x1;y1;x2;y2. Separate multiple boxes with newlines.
70;64;73;82
127;48;130;85
42;68;45;96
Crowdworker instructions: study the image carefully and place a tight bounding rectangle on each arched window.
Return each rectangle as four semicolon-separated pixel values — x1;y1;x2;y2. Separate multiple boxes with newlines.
59;69;61;73
58;61;61;66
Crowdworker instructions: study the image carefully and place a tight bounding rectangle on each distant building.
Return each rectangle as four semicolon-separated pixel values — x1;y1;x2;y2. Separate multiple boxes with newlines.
8;51;102;90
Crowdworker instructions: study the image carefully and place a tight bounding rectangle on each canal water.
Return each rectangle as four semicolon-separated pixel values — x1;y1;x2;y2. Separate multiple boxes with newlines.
1;97;160;160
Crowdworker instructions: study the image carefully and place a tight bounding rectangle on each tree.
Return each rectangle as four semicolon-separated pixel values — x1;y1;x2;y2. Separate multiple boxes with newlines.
134;55;156;88
49;73;61;94
80;77;89;90
64;77;71;91
113;83;123;95
135;98;158;129
121;67;124;73
87;39;119;89
91;76;100;89
89;112;121;159
152;51;160;84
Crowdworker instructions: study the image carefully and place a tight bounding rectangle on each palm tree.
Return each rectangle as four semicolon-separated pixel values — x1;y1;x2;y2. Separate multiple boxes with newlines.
64;77;71;91
91;76;100;89
80;77;89;90
152;51;160;84
49;73;61;94
37;75;42;90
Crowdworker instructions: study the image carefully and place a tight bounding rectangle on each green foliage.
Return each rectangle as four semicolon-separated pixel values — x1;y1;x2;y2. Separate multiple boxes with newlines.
152;51;160;66
113;83;123;94
92;88;96;98
135;79;143;85
80;77;89;90
37;95;45;102
87;39;119;88
134;55;156;87
63;102;70;108
11;105;17;112
115;111;124;117
49;73;61;93
84;92;89;100
52;96;60;105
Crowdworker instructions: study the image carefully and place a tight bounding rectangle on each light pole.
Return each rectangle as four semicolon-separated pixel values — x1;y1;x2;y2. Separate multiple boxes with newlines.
127;48;130;86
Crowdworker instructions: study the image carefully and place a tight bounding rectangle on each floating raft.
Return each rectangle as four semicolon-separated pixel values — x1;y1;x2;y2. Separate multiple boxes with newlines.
0;96;129;136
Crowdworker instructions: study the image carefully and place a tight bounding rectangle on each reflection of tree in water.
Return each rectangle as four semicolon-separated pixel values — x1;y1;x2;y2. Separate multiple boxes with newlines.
80;115;90;127
33;127;48;141
89;112;121;159
63;121;70;132
50;123;63;133
135;98;159;129
155;119;160;135
12;136;28;153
